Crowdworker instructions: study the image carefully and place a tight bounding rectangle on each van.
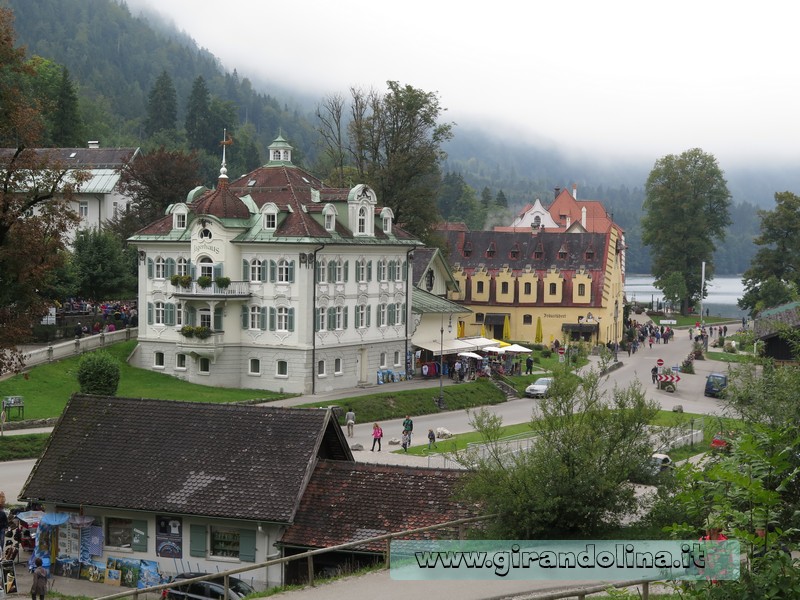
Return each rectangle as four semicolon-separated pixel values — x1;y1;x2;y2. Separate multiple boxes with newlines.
704;373;728;398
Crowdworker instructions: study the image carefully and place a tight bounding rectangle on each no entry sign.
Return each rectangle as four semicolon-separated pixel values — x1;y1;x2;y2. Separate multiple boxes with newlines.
558;347;565;355
656;359;664;367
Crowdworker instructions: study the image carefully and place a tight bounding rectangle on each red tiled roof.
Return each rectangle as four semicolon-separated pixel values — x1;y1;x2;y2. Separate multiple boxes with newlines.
280;460;476;552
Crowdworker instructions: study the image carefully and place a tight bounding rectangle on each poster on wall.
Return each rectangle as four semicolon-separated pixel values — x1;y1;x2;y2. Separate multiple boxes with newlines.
155;515;183;558
1;560;17;594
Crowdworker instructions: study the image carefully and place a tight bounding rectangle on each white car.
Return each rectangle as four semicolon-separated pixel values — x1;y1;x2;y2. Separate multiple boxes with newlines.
525;377;552;398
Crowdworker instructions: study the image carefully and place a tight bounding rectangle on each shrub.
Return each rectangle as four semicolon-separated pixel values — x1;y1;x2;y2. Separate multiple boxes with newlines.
179;326;195;338
724;341;738;354
76;350;120;396
32;324;59;343
541;348;552;358
170;274;192;288
215;276;231;289
196;275;212;288
194;326;212;339
681;359;695;374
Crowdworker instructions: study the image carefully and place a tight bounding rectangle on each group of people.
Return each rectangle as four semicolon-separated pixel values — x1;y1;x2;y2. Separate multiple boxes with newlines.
342;410;437;452
72;301;138;338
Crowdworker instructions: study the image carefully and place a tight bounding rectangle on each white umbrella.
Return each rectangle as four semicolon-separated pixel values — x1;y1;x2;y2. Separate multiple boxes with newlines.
457;351;483;359
484;346;505;354
504;343;532;353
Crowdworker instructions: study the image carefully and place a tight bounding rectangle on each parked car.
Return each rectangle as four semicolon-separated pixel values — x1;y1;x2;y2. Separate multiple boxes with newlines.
704;373;728;397
164;572;255;600
525;377;553;398
651;452;673;473
710;432;732;453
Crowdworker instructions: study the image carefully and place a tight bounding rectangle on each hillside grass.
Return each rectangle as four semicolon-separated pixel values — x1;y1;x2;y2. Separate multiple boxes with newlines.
0;340;293;421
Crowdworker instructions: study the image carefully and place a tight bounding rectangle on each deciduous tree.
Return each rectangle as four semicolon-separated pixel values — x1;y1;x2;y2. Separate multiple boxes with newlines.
641;148;731;314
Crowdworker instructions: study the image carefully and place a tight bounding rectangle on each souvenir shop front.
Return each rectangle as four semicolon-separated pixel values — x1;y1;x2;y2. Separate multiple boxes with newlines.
414;338;478;379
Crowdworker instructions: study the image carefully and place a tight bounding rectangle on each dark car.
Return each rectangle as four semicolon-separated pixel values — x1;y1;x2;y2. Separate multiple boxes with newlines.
164;572;255;600
704;373;728;397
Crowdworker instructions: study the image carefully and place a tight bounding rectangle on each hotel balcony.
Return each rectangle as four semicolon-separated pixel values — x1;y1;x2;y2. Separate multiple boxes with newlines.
169;280;251;299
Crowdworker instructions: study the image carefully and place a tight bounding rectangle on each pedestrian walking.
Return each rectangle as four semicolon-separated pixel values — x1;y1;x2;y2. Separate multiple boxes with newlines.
428;428;437;450
344;407;355;438
371;423;383;452
651;366;658;385
402;415;414;446
525;355;533;375
401;430;410;452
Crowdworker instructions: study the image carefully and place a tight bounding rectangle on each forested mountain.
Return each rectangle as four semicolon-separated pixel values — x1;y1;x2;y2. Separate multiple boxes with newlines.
6;0;796;275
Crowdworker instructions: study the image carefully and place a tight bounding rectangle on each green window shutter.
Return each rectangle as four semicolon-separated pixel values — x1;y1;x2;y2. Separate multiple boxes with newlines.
165;303;175;326
327;261;335;282
239;529;256;563
402;260;407;281
214;307;223;330
366;306;371;327
269;307;276;331
213;263;222;279
241;306;248;329
315;261;322;283
260;307;267;330
131;519;148;552
343;306;348;329
288;308;295;332
388;303;396;326
315;309;320;332
367;260;372;281
269;260;277;283
260;261;268;282
188;306;196;325
327;307;335;330
189;262;196;279
242;259;250;280
166;258;176;277
147;258;154;279
147;302;153;325
401;303;406;324
375;305;381;327
289;260;295;283
343;260;349;282
190;524;206;557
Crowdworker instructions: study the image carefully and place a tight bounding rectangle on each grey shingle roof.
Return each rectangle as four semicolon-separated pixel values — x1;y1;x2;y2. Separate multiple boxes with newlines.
21;395;352;523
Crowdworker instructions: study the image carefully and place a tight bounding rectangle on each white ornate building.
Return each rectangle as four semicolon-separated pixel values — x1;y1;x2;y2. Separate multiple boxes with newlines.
129;136;421;394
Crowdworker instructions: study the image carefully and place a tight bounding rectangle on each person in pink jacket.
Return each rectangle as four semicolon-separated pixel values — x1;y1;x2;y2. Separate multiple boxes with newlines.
371;423;383;452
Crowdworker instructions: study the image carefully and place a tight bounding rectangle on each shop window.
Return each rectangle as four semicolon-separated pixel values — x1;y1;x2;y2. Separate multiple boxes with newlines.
210;527;240;559
105;517;147;550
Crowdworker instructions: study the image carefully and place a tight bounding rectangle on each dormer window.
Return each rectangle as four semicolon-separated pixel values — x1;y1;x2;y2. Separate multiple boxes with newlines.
323;204;337;232
533;215;541;228
534;250;543;259
380;207;394;234
509;244;520;260
358;206;367;234
262;203;278;231
463;242;472;258
486;242;496;258
585;250;594;261
558;250;567;259
174;213;186;229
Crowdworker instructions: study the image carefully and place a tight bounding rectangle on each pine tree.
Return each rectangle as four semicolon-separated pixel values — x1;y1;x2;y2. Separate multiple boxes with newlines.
185;75;211;151
495;189;508;207
51;67;83;146
145;70;177;136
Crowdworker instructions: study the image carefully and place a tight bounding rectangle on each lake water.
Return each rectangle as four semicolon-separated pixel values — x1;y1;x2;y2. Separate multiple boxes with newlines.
625;275;747;318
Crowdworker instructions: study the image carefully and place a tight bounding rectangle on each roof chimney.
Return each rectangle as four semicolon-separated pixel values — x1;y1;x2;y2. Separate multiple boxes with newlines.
554;187;561;199
581;206;587;228
88;141;99;149
572;183;577;199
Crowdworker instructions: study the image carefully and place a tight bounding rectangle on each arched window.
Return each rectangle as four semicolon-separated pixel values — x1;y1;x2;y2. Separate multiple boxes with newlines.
154;257;166;279
549;282;557;295
199;257;214;279
358;206;367;234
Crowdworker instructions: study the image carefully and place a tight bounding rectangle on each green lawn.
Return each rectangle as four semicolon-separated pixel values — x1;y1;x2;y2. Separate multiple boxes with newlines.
0;341;293;421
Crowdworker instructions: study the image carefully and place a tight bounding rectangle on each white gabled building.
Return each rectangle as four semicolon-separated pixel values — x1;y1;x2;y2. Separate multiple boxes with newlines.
128;136;421;394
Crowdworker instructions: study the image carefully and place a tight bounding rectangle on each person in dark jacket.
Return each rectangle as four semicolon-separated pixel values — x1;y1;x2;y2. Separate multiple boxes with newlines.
30;557;48;600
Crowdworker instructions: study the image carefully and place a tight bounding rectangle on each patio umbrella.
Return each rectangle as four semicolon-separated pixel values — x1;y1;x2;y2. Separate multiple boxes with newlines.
457;351;483;359
535;316;543;344
504;343;532;353
502;315;511;340
484;346;505;354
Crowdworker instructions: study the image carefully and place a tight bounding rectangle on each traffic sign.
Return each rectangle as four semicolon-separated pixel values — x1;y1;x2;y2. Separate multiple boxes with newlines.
657;374;681;382
656;359;664;367
558;347;565;355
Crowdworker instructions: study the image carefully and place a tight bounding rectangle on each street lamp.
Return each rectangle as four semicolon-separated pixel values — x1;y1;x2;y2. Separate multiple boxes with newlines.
437;313;452;409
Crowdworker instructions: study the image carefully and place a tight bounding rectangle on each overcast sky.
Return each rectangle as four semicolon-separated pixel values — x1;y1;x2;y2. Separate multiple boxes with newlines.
129;0;798;167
